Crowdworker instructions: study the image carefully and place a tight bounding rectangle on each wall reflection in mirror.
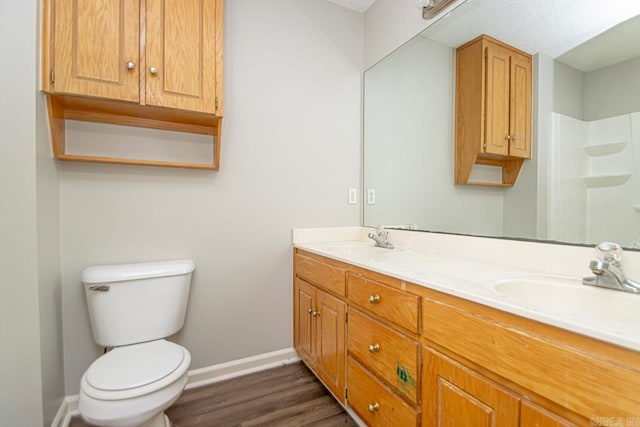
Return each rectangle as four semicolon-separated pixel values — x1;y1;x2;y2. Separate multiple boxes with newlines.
363;0;640;249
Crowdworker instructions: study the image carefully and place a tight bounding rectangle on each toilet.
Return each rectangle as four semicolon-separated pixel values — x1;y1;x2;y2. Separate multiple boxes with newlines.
78;259;195;427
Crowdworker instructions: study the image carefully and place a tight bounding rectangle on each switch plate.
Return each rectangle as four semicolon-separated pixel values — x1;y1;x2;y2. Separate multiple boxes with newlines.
367;189;376;205
348;188;358;204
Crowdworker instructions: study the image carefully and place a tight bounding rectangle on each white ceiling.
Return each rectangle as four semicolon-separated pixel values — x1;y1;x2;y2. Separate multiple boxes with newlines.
324;0;377;13
557;14;640;72
422;0;640;60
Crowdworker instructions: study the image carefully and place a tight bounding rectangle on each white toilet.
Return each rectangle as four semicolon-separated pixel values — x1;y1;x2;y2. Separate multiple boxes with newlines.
79;259;195;427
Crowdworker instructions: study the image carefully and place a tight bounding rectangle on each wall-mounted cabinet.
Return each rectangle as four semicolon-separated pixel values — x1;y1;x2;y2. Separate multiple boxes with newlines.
455;35;532;186
41;0;224;169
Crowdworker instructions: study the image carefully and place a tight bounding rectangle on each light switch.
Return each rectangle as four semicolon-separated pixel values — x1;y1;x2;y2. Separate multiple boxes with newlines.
367;189;376;205
348;188;358;205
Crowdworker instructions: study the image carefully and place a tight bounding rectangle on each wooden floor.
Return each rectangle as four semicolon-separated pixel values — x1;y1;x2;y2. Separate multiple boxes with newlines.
70;362;357;427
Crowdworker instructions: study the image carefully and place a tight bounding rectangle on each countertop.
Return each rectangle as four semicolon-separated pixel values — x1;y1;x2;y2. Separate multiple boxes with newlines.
295;239;640;352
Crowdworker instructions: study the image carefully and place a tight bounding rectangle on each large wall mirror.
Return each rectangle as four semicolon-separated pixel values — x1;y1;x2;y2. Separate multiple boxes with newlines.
364;0;640;249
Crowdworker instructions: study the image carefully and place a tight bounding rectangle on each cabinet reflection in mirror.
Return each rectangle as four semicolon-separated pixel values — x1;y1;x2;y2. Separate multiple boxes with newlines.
363;0;640;249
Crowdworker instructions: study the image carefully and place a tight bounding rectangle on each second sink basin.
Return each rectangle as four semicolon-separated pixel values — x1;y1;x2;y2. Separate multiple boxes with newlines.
494;275;638;324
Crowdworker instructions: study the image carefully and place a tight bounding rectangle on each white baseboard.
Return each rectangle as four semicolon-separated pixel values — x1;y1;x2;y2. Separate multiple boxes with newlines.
52;347;300;427
50;395;78;427
185;347;300;390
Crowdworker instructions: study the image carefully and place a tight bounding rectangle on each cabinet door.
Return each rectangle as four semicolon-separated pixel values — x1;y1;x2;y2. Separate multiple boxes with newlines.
509;53;532;158
145;0;219;114
315;290;346;403
53;0;140;101
521;400;578;427
423;347;519;427
295;279;316;367
484;43;511;156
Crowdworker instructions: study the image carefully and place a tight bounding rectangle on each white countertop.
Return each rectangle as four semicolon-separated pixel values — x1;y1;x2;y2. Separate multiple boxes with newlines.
295;237;640;352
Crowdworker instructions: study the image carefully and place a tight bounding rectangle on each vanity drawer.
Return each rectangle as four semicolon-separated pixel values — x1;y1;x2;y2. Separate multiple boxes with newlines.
295;252;346;297
347;356;419;427
348;308;420;403
347;274;420;334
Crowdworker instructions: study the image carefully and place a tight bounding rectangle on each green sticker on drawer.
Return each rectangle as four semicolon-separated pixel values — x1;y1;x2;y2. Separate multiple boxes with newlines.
396;362;417;393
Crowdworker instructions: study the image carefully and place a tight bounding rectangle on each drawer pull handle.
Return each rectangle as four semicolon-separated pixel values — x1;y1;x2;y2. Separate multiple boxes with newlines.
367;402;380;413
368;343;380;353
368;294;381;304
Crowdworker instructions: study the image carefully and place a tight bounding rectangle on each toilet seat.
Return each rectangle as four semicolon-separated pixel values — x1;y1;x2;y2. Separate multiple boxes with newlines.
81;340;191;401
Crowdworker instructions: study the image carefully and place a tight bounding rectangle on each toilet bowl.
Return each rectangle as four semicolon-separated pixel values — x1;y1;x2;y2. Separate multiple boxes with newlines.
79;340;191;427
79;260;195;427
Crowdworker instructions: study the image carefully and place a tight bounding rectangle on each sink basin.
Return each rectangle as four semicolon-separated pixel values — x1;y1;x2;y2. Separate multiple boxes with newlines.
494;275;638;324
325;242;382;258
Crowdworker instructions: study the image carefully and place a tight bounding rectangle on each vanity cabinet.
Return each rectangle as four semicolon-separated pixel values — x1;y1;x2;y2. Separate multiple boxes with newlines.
422;347;520;426
455;34;532;186
294;252;347;403
293;247;640;426
422;287;640;426
41;0;224;169
294;249;421;426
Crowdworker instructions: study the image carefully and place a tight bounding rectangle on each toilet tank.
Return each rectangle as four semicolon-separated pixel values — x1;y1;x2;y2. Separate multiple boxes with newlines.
82;260;195;347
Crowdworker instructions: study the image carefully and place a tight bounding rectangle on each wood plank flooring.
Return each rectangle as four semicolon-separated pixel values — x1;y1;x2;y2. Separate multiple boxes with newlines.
69;362;357;427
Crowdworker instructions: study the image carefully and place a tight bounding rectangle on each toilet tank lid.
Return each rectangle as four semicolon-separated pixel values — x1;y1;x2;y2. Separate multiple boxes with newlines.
82;259;195;284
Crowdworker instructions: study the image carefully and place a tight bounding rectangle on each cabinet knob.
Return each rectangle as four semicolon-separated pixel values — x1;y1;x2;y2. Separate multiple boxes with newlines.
149;66;158;75
313;310;320;317
367;402;380;413
126;61;135;70
368;294;381;304
505;135;512;140
511;135;517;141
368;343;380;353
307;308;313;315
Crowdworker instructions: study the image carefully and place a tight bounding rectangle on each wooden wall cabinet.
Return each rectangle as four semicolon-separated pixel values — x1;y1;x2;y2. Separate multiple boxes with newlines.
41;0;224;169
455;34;532;186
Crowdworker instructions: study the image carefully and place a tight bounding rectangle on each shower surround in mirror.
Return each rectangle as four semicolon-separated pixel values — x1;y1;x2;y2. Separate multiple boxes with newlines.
549;112;639;248
363;1;640;248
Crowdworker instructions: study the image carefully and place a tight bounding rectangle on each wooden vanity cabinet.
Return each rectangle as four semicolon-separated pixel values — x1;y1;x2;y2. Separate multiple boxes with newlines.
293;249;640;426
41;0;224;169
422;288;640;426
345;272;422;426
422;347;520;427
455;34;532;186
294;251;347;403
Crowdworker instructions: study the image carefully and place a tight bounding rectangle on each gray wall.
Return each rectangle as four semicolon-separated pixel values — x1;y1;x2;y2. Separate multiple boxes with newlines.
364;35;504;235
59;0;362;395
553;61;585;120
585;56;640;120
36;48;65;427
0;2;64;424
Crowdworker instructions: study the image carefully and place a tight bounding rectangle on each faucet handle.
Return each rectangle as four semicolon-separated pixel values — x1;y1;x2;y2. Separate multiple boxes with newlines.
374;225;387;237
595;242;623;266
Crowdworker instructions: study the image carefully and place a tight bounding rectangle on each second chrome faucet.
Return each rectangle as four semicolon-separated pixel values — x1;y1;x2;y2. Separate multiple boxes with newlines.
368;225;394;249
583;242;640;294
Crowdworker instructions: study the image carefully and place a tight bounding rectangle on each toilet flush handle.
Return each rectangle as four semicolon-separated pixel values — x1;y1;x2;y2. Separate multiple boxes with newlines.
88;285;110;292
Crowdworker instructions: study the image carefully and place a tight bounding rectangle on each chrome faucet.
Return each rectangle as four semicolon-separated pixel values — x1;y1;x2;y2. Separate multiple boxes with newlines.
583;242;640;294
368;225;394;249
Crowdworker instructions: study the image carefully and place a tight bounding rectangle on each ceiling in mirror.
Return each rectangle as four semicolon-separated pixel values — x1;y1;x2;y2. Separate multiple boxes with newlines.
557;14;640;72
363;0;640;249
323;0;376;12
421;0;640;57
